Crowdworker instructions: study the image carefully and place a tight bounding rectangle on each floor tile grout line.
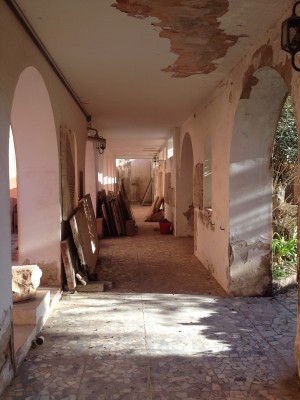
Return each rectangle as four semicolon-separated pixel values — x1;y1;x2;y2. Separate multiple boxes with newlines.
274;295;298;317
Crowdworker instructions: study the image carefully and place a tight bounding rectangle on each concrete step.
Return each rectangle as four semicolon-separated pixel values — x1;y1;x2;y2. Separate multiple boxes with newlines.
14;324;36;368
13;287;62;369
13;290;50;327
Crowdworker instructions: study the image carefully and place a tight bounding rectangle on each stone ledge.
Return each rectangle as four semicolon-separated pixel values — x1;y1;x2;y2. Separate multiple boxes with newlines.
13;287;62;369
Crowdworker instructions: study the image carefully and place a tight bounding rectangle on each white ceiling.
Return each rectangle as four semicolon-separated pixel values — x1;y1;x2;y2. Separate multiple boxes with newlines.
14;0;292;159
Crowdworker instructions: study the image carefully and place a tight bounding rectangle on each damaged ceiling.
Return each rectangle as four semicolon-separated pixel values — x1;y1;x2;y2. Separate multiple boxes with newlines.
13;0;292;159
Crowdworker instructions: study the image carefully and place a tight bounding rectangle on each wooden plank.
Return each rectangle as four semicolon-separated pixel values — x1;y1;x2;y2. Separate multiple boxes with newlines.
75;282;105;292
106;193;118;236
120;179;136;225
111;199;123;236
141;178;153;205
61;237;77;290
79;194;99;256
116;196;126;234
101;203;112;236
69;196;99;276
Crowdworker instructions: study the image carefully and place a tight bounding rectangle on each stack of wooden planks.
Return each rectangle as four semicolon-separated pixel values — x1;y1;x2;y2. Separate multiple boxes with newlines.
97;179;136;237
61;193;99;291
61;183;136;291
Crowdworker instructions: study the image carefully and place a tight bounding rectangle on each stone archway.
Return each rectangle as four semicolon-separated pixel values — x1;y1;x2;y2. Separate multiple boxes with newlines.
11;66;61;285
229;67;288;296
176;132;194;237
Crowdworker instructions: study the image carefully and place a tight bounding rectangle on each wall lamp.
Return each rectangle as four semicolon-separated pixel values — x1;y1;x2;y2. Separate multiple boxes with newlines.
281;1;300;71
87;126;106;154
153;155;163;167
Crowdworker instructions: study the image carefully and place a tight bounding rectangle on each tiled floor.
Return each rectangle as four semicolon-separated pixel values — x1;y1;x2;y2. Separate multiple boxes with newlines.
3;206;300;399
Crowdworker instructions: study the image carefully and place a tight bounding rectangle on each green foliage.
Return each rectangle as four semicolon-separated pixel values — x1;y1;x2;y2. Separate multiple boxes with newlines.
272;230;297;264
272;95;298;205
272;230;297;280
273;95;298;166
271;96;298;281
272;264;291;281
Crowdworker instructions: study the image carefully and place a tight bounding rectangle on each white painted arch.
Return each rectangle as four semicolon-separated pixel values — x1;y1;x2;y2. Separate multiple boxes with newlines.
11;66;61;285
229;67;289;296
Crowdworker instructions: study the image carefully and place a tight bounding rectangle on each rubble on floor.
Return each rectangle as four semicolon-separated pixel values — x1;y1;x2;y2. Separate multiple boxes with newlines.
12;265;42;303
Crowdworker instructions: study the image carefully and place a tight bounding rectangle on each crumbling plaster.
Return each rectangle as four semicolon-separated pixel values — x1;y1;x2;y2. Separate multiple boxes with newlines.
113;0;244;77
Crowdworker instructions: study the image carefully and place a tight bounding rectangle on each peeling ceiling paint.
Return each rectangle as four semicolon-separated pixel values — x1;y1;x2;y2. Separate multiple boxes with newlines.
14;0;293;158
113;0;245;77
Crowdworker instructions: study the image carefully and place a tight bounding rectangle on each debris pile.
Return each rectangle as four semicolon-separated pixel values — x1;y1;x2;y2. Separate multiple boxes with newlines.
145;196;164;222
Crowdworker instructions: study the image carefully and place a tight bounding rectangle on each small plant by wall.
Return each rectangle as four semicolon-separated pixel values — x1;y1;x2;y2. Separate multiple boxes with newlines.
272;229;297;280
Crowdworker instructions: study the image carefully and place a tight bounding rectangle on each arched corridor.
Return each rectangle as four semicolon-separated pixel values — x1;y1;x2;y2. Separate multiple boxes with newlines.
3;206;299;399
2;1;300;397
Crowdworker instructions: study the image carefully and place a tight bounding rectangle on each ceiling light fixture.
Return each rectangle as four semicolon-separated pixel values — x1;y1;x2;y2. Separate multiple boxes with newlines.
281;1;300;71
153;155;164;167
